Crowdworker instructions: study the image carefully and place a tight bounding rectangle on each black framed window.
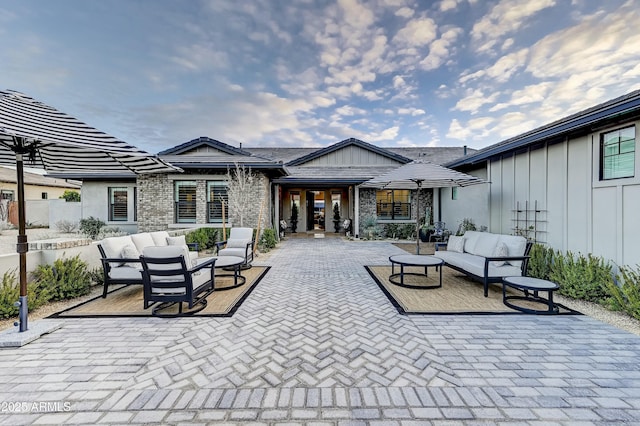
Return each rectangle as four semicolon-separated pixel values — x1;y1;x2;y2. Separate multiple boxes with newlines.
206;181;228;223
600;126;635;180
175;181;197;223
108;187;128;221
376;189;411;220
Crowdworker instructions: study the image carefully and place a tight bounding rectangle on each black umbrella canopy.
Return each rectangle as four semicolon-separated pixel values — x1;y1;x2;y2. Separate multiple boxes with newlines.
361;159;486;254
0;89;181;332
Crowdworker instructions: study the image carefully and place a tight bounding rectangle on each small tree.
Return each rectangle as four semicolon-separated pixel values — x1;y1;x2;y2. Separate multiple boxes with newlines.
226;163;255;227
290;202;299;233
60;190;81;202
333;202;341;233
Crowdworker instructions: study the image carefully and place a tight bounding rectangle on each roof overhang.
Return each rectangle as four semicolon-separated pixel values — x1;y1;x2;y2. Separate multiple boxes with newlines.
447;90;640;168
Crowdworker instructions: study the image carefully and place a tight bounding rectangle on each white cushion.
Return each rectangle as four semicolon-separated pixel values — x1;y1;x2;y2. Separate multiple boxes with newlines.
100;235;134;265
167;235;187;246
446;235;465;253
150;231;170;246
470;233;500;257
226;238;251;249
108;265;142;280
434;251;523;278
121;243;140;258
130;233;155;252
462;231;483;254
218;247;248;259
229;227;253;240
498;234;527;267
491;242;508;267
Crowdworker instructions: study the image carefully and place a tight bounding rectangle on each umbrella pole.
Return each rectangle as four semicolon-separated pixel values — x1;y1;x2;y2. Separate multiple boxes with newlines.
416;181;422;255
15;154;29;332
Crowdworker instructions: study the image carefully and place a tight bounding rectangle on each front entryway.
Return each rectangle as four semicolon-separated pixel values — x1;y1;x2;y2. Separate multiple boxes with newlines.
306;190;325;231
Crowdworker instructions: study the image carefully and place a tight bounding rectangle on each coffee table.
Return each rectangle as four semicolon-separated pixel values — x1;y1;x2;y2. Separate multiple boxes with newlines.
212;255;246;290
502;276;559;314
388;254;444;289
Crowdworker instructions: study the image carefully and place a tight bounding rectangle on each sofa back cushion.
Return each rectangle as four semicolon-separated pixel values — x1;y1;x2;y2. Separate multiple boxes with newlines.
150;231;170;246
131;233;156;252
470;232;500;258
498;234;528;267
100;235;135;260
462;231;483;254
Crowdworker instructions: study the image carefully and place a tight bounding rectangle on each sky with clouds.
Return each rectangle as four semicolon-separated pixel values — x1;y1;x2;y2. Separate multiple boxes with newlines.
2;0;639;154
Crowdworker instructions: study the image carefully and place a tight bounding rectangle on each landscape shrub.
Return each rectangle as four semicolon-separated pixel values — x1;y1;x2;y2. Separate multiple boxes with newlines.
382;223;415;240
550;251;613;303
79;216;106;240
0;270;50;319
55;220;79;233
259;228;277;251
31;255;92;301
606;265;640;320
186;228;218;250
60;190;81;202
526;243;555;280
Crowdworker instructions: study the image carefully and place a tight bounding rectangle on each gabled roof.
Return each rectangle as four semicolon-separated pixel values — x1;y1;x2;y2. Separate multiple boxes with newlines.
447;90;640;168
157;136;286;174
157;136;254;156
285;138;412;166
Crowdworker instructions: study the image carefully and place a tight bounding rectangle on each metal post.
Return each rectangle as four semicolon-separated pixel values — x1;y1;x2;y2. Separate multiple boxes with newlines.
16;153;29;332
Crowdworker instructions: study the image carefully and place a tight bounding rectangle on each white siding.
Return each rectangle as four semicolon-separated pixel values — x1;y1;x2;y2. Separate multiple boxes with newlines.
440;167;489;233
444;120;640;268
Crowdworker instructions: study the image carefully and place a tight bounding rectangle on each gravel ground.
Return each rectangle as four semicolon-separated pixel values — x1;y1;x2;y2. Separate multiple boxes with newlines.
1;230;639;336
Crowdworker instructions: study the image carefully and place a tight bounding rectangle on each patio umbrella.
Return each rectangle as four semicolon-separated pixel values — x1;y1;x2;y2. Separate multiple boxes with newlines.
361;159;486;254
0;89;181;332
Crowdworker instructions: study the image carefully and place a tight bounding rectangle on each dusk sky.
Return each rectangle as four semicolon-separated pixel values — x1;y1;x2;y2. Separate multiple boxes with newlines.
2;0;639;154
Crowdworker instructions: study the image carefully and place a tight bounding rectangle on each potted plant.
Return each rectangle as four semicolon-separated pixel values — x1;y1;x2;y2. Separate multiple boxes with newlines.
290;202;299;233
419;223;434;242
332;203;341;233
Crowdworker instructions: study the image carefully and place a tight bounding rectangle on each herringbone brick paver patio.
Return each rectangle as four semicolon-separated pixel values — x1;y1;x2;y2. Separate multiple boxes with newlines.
1;237;639;424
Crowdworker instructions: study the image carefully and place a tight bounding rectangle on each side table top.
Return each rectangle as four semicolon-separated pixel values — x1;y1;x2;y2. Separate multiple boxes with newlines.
389;254;444;267
503;276;559;290
213;255;245;268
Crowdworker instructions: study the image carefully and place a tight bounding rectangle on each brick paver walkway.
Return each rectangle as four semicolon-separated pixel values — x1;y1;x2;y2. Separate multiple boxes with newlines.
1;237;639;424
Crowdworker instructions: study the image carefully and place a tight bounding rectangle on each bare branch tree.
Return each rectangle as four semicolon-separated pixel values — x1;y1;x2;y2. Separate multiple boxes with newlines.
225;162;255;227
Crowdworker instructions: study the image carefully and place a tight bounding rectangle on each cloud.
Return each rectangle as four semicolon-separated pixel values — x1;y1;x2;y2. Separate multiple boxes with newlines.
393;17;438;47
453;89;500;114
419;26;463;70
471;0;556;53
398;107;426;116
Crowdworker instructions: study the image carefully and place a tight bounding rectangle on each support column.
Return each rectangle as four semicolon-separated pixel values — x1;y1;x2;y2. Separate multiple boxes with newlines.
354;185;360;239
274;184;281;239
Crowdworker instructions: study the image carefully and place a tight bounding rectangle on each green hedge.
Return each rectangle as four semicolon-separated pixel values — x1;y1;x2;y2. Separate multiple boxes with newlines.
0;256;97;319
186;228;219;251
259;228;277;251
606;265;640;320
527;244;613;304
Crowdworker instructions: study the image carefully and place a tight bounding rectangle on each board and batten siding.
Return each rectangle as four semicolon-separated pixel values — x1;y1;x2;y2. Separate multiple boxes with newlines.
449;121;640;268
300;145;402;166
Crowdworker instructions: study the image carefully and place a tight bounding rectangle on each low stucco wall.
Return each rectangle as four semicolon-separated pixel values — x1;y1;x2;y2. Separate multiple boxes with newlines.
0;237;101;278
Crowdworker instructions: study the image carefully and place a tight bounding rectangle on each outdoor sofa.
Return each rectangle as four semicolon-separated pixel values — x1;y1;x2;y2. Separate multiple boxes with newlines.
434;230;533;297
98;231;198;298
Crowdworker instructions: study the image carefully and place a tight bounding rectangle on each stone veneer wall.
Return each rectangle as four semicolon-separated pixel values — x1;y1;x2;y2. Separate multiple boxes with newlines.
357;188;433;237
136;172;272;233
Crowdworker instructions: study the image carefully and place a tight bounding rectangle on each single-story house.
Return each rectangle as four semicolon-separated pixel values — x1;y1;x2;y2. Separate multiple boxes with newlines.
440;90;640;268
65;137;471;237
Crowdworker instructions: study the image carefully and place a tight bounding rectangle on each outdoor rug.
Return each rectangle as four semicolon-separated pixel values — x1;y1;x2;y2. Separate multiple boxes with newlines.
51;266;269;318
366;265;579;315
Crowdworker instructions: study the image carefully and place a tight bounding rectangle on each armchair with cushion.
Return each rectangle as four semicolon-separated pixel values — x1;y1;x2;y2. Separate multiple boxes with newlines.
215;227;255;267
140;245;216;317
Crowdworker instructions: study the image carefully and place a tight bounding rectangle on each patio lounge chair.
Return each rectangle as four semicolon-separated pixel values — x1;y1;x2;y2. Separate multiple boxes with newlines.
140;245;216;317
215;227;255;267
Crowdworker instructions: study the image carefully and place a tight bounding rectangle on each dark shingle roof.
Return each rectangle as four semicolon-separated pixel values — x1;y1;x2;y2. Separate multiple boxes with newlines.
446;90;640;168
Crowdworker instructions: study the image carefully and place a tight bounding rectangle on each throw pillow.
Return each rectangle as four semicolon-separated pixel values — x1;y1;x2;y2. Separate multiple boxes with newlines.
491;242;508;267
167;235;187;246
121;244;143;270
447;235;465;253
